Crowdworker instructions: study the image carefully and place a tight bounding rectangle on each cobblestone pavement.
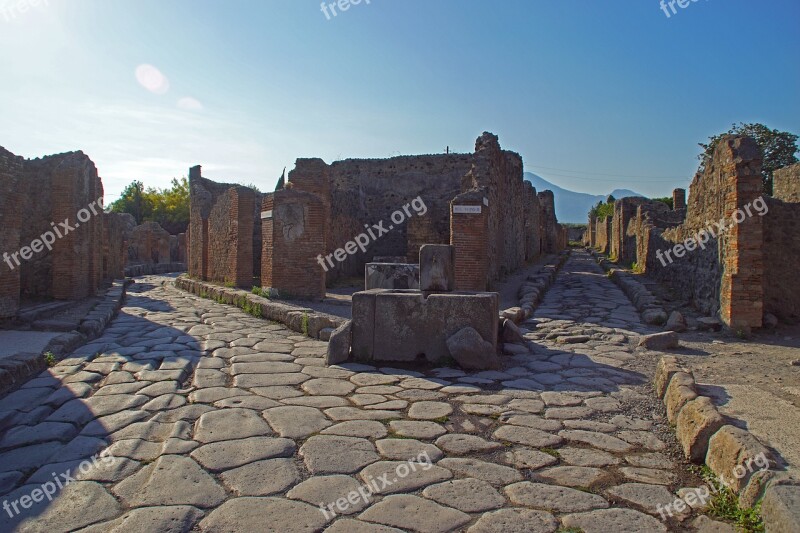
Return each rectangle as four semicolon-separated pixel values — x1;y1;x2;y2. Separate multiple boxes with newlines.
0;252;704;532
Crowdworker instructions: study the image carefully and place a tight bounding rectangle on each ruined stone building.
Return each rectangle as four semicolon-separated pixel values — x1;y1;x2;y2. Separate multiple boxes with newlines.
0;147;187;319
587;135;800;329
188;132;567;298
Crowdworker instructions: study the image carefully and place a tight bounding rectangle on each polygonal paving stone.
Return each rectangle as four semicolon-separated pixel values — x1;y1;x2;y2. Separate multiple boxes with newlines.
493;425;563;448
191;436;296;472
561;507;668;533
350;373;400;387
624;452;675;469
501;415;562;431
535;466;610;488
434;434;502;455
287;475;372;515
501;448;559;470
558;447;621;467
230;361;302;374
355;385;403;395
467;508;559;533
350;394;389;406
388;421;446;440
422;478;505;513
199;497;329;532
605;483;678;515
324;407;402;421
112;455;226;508
262;406;332;439
375;439;443;462
540;391;583;406
250;386;305;400
358;494;470;533
213;395;281;410
358;461;452;494
437;458;522;485
301;436;380;474
563;419;618;433
233;373;309;388
504;481;609;512
189;387;250;404
220;458;301;496
0;442;64;474
558;430;633;452
617;430;667;451
365;400;408;410
0;421;78;449
283;395;350;408
408;401;452;420
86;505;205;533
321;421;388;439
325;519;405;532
619;467;677;485
194;408;272;443
544;406;595;419
106;438;163;461
506;398;545;413
0;481;121;533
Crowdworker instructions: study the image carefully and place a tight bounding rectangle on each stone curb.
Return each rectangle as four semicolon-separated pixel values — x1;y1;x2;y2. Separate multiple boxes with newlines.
124;262;187;277
590;250;668;326
174;277;346;341
654;355;800;531
500;250;571;326
0;280;129;398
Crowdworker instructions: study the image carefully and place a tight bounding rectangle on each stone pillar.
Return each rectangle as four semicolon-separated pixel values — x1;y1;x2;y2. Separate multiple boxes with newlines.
450;190;489;291
261;189;326;300
673;188;687;210
718;138;763;330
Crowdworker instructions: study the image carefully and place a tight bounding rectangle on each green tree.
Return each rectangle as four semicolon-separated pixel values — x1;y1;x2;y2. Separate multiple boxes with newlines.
109;177;190;234
699;123;798;194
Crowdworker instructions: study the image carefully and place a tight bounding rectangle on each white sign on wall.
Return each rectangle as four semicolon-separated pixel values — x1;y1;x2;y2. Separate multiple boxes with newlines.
260;210;273;219
453;205;482;214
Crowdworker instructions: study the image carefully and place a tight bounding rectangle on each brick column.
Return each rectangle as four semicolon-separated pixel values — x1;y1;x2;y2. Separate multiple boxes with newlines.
719;138;763;330
262;189;326;299
450;191;489;291
673;188;687;210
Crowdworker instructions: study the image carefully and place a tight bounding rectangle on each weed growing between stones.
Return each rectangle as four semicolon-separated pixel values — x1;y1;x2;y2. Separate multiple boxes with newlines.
696;465;765;533
43;351;56;367
301;312;309;336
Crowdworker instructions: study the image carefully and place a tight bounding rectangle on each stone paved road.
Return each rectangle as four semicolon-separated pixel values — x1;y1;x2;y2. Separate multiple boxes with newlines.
0;252;703;532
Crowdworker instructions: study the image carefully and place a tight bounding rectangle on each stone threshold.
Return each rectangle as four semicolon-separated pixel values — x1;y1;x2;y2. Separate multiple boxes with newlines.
654;355;800;532
0;280;129;398
174;276;346;341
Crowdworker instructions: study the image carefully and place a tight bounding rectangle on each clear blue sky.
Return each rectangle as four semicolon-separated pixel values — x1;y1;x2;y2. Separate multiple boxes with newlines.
0;0;797;203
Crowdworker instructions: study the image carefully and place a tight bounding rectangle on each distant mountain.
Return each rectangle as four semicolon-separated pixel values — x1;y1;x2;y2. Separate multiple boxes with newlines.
524;172;645;224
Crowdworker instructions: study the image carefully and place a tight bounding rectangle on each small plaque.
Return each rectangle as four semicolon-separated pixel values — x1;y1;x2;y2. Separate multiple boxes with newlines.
260;210;273;219
483;197;489;206
453;205;482;214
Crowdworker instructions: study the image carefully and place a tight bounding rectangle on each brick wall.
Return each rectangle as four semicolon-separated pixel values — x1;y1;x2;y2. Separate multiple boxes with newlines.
773;163;800;202
594;216;611;254
611;197;650;265
189;166;258;287
0;147;23;317
450;189;489;291
261;189;326;299
763;196;800;322
652;136;764;329
104;213;135;280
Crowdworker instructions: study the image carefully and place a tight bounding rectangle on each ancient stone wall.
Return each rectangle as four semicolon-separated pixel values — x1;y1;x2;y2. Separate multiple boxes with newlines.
298;154;472;281
773;163;800;202
594;216;611;254
104;213;135;280
537;190;560;255
129;222;172;265
611;197;651;265
763;195;800;322
655;136;764;329
189;166;257;287
0;147;23;317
